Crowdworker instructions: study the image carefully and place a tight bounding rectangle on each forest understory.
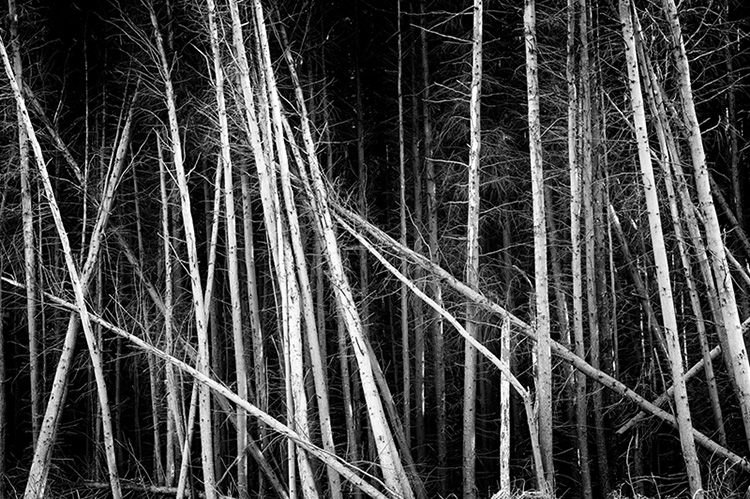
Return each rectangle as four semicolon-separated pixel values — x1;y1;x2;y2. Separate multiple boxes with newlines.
2;0;750;498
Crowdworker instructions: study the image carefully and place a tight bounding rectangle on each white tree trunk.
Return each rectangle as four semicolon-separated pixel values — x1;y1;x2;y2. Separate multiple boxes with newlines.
620;2;703;496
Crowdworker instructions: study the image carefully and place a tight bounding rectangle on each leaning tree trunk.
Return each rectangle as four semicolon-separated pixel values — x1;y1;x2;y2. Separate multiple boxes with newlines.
149;10;216;498
620;2;703;496
1;40;125;499
661;0;750;452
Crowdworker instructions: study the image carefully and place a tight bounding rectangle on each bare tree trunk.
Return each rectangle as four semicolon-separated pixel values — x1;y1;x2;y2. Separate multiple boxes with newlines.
8;68;134;498
396;0;411;449
577;1;610;490
266;0;413;493
620;2;702;495
419;2;447;491
463;2;482;498
8;0;40;449
205;2;248;495
0;237;6;499
725;0;742;232
1;39;125;499
567;1;591;495
158;134;183;487
661;0;750;451
339;203;750;472
524;0;554;491
148;10;216;498
409;50;426;467
636;33;727;445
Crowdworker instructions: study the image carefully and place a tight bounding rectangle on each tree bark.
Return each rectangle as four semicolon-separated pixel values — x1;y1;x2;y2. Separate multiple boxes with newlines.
419;2;447;492
620;2;702;495
524;0;554;491
661;0;750;452
148;10;216;497
567;1;592;495
463;2;482;498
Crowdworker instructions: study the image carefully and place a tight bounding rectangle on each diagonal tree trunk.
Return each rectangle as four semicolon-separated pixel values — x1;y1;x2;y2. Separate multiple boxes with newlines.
619;2;702;495
336;203;750;473
635;30;727;446
148;10;216;498
269;8;413;495
1;39;125;499
661;0;750;451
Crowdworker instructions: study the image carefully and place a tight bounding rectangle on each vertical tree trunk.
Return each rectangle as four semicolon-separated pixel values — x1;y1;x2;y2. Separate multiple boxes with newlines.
410;52;426;465
567;0;592;496
8;0;40;449
0;249;5;499
463;1;482;498
725;0;742;232
578;0;610;491
419;2;447;492
396;0;411;447
499;308;511;496
205;2;248;495
158;133;183;487
661;0;750;451
620;2;703;496
524;0;554;491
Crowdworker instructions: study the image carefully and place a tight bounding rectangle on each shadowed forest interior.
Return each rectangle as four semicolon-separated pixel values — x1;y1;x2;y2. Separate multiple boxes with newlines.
2;0;750;498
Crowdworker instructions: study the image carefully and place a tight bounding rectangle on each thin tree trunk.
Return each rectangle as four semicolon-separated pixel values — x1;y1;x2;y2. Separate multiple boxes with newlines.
1;39;124;499
149;10;216;498
337;203;750;472
661;0;750;453
131;164;166;483
0;236;6;499
524;0;554;491
637;33;727;445
396;0;411;448
463;2;483;498
266;0;413;493
409;49;426;468
158;133;183;486
620;2;702;495
567;1;592;495
205;2;249;495
10;76;134;499
8;0;40;449
419;2;447;491
577;0;610;490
